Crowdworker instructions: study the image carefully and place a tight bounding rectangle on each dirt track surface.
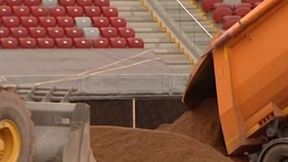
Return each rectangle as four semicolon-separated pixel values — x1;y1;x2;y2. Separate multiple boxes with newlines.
90;126;233;162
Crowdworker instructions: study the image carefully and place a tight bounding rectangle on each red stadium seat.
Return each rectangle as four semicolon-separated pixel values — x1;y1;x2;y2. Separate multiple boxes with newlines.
19;38;37;48
50;7;66;17
77;0;93;6
127;38;144;48
12;6;30;17
100;27;118;38
94;0;109;6
0;28;10;38
201;0;221;12
110;17;127;27
47;27;65;38
0;0;143;49
102;7;118;17
84;6;101;17
31;6;49;17
5;0;21;6
234;6;251;17
223;15;241;30
10;27;29;38
65;27;84;38
23;0;41;6
214;3;233;10
93;38;109;48
74;38;92;48
2;16;20;27
92;17;109;27
29;27;47;38
59;0;76;6
39;17;57;27
234;3;252;9
1;38;18;48
55;38;73;48
37;38;55;48
118;28;135;38
110;38;127;48
21;17;38;27
212;7;233;23
242;0;262;7
254;2;261;7
57;17;75;27
0;6;12;17
66;6;84;17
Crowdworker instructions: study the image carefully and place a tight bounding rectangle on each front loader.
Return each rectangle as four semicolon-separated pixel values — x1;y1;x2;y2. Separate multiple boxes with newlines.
0;87;96;162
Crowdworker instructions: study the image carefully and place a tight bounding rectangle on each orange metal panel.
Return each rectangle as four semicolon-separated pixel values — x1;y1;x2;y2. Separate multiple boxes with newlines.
212;0;288;154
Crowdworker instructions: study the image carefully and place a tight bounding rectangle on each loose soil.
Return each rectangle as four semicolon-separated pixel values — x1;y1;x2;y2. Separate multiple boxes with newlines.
157;98;247;162
90;126;233;162
90;98;247;162
158;98;221;147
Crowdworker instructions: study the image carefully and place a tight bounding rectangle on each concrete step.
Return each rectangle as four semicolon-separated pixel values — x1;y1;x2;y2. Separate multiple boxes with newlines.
111;0;192;75
119;11;151;17
112;5;146;11
145;43;177;49
137;32;168;38
133;26;162;33
153;48;182;54
125;16;154;22
157;54;191;64
167;64;193;73
128;22;159;27
142;37;171;44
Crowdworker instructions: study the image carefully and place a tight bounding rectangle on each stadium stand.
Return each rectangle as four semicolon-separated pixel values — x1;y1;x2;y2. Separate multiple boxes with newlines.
111;0;194;74
196;0;262;29
0;0;144;48
157;0;217;53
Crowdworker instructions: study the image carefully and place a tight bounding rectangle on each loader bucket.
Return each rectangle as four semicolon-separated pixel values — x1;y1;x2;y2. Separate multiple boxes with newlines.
183;53;216;109
27;102;96;162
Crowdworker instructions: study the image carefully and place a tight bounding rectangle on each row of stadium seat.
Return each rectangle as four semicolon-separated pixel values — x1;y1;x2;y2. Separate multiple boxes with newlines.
0;37;144;48
199;0;262;29
0;16;127;28
0;0;110;6
0;0;144;48
0;27;135;38
0;6;119;18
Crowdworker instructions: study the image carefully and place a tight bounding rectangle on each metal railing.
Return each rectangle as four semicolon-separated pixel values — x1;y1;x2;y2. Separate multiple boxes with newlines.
157;0;215;55
175;0;213;39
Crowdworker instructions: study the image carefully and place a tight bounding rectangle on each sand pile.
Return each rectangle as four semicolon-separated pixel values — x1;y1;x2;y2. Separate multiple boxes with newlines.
157;98;247;162
158;98;221;147
90;126;233;162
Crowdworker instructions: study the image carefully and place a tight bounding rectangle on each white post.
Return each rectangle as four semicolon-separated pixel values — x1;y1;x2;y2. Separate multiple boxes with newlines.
132;97;136;128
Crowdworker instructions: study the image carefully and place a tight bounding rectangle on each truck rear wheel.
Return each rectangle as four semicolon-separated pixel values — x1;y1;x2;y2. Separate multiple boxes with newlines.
262;143;288;162
0;89;34;162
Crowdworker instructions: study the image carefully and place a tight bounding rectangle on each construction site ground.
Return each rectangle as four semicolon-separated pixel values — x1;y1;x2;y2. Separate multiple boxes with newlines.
89;98;247;162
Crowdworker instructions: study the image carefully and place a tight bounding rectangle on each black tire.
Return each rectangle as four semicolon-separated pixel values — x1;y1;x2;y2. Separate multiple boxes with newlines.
0;89;35;162
262;144;288;162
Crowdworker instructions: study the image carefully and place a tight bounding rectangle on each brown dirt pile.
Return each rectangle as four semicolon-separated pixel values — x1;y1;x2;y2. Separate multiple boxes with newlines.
90;126;233;162
157;98;247;162
158;98;221;147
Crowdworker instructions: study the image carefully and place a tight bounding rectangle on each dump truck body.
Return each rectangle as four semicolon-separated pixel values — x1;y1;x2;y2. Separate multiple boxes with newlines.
184;0;288;156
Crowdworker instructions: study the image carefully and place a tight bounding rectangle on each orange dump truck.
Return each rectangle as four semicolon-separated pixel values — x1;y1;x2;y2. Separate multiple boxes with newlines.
183;0;288;161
